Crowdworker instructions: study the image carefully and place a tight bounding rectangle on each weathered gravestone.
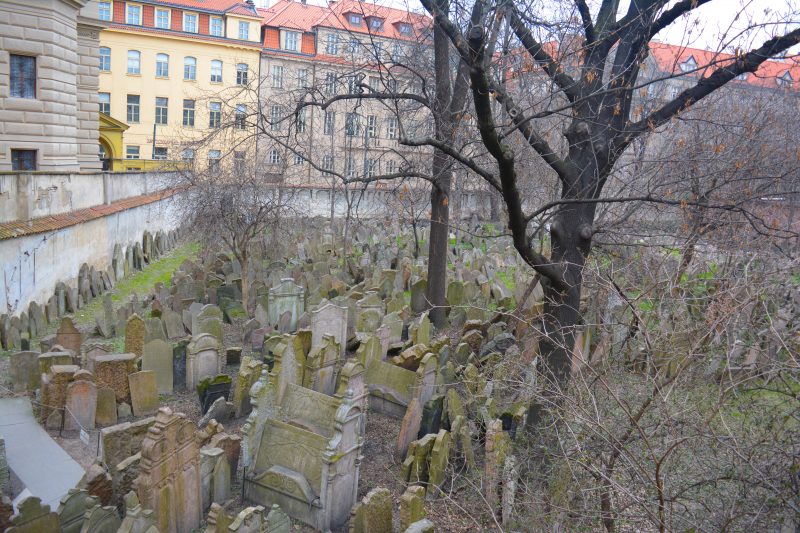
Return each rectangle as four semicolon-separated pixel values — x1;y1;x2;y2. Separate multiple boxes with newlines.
144;317;167;343
6;496;60;532
9;351;40;392
410;279;428;314
124;314;145;358
57;488;98;533
129;371;159;417
162;309;185;339
55;317;83;355
141;339;174;394
135;408;202;533
64;371;98;432
267;279;305;330
310;300;348;358
94;354;136;403
173;339;189;392
186;334;224;391
95;387;117;427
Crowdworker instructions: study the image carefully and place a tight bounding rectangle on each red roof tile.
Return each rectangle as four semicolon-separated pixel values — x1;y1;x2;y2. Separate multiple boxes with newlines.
649;42;800;91
0;189;179;241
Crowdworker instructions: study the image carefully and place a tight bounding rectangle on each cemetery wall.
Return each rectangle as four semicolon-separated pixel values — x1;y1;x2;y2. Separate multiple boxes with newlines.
0;195;180;314
0;171;178;224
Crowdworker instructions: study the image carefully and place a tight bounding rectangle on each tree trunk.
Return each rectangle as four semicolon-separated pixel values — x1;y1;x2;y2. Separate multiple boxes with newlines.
427;164;451;328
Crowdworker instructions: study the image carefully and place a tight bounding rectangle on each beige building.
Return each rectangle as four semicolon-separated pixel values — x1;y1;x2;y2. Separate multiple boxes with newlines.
97;0;263;165
0;0;103;171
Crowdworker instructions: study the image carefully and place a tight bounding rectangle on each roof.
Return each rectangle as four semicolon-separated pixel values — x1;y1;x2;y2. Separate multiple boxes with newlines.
649;42;800;91
261;0;430;42
135;0;261;17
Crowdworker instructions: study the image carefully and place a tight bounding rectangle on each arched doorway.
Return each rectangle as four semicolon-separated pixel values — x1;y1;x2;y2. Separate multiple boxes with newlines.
99;138;112;170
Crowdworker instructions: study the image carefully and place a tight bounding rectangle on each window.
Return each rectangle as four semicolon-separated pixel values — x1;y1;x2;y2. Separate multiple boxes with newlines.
325;72;337;94
668;85;679;100
347;75;362;94
231;151;246;173
398;23;412;35
155;97;168;124
11;150;36;171
127;50;140;74
283;30;300;51
184;56;196;80
295;108;306;133
366;115;378;138
270;105;281;131
368;76;380;91
348;37;360;54
324;111;335;135
294;153;305;165
126;94;140;122
270;65;283;88
237;63;249;85
126;146;140;159
210;60;222;82
239;21;250;40
208;150;221;173
98;92;110;114
182;99;195;126
344;156;356;177
777;71;793;87
209;102;221;128
99;47;111;72
210;17;223;36
126;4;142;25
326;34;339;55
181;148;195;162
386;159;396;174
679;55;697;72
183;13;198;33
98;2;111;21
10;55;36;99
269;149;281;164
735;72;749;81
387;78;397;92
373;41;383;57
155;8;170;29
297;68;308;88
345;112;359;136
153;147;168;160
386;117;397;139
322;154;333;175
392;43;402;60
349;13;361;25
155;53;169;77
235;104;247;129
366;158;378;177
369;18;383;31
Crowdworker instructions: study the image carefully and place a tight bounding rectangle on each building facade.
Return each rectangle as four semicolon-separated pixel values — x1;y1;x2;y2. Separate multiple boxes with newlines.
97;0;263;166
0;0;103;171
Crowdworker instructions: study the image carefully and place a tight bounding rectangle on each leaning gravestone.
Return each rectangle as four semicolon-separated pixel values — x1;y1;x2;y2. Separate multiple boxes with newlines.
310;300;348;358
144;318;167;343
267;279;305;331
129;371;158;417
162;309;185;339
124;314;145;358
141;339;174;394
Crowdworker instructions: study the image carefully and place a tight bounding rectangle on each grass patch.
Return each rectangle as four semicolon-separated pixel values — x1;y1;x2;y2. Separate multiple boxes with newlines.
72;242;200;327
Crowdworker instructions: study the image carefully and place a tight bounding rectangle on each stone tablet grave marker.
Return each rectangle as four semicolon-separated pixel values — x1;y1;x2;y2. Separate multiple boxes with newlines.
142;339;174;394
124;314;145;358
129;371;158;417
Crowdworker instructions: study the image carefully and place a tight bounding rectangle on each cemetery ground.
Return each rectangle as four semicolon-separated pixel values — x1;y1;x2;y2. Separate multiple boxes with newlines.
1;220;797;533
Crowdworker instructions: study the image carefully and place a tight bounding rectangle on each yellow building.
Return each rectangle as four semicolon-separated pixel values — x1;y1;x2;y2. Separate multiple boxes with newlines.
97;0;262;164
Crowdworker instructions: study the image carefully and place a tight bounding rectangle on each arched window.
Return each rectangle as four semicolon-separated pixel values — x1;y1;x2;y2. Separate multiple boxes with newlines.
210;60;222;83
127;50;141;74
184;56;196;80
155;53;169;77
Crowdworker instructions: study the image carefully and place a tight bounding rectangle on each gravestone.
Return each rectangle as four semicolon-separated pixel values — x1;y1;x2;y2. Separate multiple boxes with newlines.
186;334;223;391
124;314;145;358
310;300;348;358
144;318;167;343
57;488;98;533
64;371;97;432
129;371;159;417
142;339;174;394
163;309;185;339
9;351;40;392
81;341;113;373
173;339;189;392
55;317;83;355
136;408;202;533
410;280;428;313
267;279;305;330
6;496;59;532
94;354;136;403
95;387;117;427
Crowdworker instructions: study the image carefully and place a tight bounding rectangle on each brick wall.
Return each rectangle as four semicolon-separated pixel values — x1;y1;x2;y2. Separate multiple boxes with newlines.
113;1;125;23
142;5;155;27
171;9;182;31
199;14;209;35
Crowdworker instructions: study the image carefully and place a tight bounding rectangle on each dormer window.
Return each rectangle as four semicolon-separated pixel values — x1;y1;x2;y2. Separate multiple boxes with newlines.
368;17;384;31
282;30;300;51
398;23;412;35
777;70;793;87
735;72;748;81
679;55;697;72
349;13;361;25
